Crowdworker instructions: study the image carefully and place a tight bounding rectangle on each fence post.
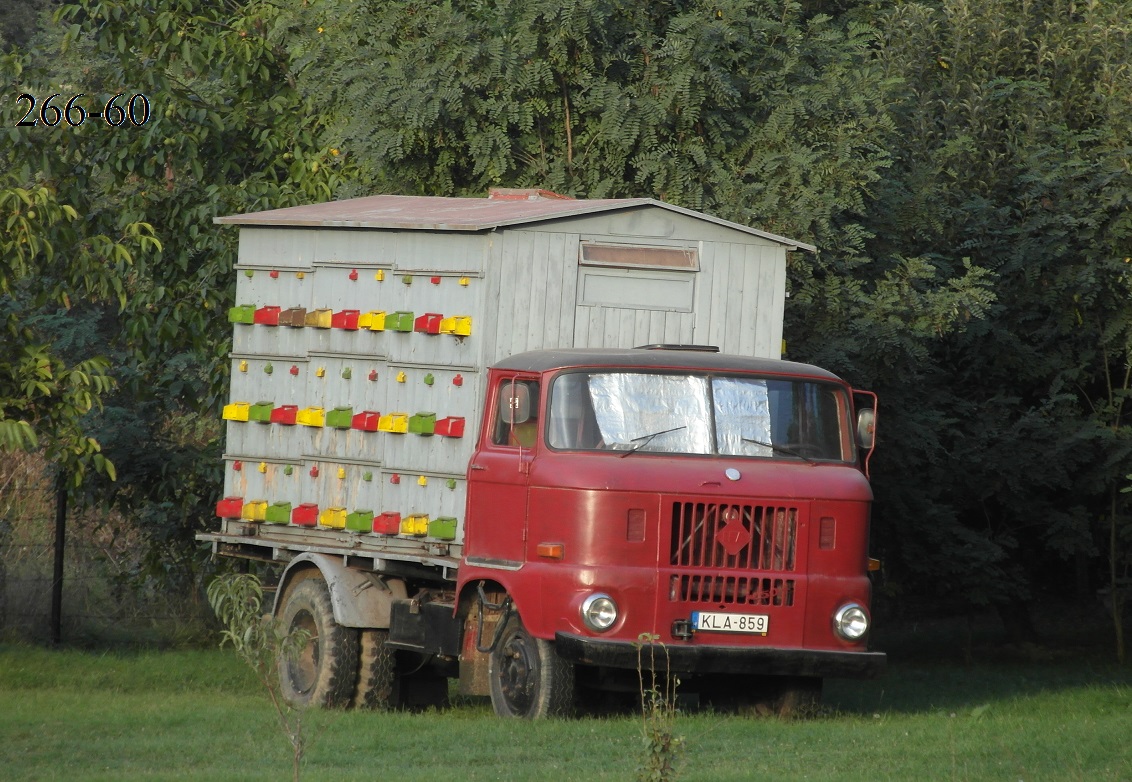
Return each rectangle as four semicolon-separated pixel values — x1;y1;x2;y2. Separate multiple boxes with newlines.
0;517;8;630
50;470;67;645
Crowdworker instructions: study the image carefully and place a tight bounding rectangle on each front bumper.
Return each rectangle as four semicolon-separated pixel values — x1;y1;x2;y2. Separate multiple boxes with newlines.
555;632;886;679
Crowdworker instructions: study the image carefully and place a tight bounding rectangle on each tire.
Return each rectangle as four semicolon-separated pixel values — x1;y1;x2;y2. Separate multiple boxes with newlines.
277;577;360;709
352;629;398;710
488;612;575;718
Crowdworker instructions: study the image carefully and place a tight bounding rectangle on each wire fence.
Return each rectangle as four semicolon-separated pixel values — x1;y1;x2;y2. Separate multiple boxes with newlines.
0;519;211;645
0;451;253;648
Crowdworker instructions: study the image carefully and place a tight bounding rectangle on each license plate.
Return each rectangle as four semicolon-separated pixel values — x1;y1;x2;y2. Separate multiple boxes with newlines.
691;611;769;635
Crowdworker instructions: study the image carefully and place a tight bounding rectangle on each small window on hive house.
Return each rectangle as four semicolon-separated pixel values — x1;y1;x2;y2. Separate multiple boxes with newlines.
580;242;699;272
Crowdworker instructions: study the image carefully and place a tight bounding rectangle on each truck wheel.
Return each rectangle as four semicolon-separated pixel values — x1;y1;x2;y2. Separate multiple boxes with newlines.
352;629;398;710
488;612;575;718
277;578;359;709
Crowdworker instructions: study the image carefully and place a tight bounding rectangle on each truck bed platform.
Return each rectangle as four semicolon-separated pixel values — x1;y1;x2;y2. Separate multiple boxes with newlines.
199;520;461;583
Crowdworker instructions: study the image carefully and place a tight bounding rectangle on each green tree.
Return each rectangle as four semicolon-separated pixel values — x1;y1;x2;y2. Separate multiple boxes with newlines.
289;0;893;228
2;45;160;483
0;0;52;52
288;0;994;372
863;0;1132;640
3;0;358;591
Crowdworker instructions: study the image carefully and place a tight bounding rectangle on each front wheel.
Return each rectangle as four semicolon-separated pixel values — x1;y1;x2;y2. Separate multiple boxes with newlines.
488;612;575;718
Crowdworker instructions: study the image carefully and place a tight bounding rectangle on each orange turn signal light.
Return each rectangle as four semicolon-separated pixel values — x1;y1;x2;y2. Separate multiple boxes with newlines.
536;542;564;560
868;557;882;572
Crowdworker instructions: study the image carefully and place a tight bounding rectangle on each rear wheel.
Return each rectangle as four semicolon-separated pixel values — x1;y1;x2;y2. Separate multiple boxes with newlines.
352;632;451;711
352;629;397;710
277;577;359;709
489;612;575;718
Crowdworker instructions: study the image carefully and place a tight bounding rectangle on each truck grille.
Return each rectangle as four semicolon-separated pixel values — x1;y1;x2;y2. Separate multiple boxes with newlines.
667;502;799;608
671;574;796;607
669;502;798;571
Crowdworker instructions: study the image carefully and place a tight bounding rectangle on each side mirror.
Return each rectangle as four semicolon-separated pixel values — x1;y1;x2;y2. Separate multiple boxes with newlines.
500;382;532;425
856;408;876;450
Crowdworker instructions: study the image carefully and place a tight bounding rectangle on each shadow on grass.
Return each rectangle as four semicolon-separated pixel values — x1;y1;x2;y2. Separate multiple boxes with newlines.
826;600;1132;716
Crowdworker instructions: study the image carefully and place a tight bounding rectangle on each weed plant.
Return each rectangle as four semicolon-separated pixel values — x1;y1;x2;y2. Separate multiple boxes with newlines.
207;573;311;782
635;633;684;782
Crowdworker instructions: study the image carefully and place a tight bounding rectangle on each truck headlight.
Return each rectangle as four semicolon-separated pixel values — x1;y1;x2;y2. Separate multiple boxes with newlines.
581;593;618;632
833;603;870;641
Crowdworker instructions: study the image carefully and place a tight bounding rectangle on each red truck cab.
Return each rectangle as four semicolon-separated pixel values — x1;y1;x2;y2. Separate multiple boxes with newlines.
457;347;884;717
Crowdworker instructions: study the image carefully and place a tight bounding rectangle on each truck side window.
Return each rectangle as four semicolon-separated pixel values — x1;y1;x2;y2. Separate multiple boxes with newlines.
491;380;539;447
547;373;604;449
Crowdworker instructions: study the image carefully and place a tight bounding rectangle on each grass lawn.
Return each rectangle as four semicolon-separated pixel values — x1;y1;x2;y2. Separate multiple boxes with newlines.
0;642;1129;781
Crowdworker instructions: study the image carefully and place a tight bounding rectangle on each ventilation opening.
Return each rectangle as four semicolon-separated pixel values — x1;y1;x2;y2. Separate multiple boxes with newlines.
670;502;798;571
635;344;719;352
580;242;699;271
671;575;796;607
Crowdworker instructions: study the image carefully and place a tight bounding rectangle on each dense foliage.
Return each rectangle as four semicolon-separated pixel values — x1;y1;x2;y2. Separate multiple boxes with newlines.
862;0;1132;638
2;0;1129;644
1;0;353;585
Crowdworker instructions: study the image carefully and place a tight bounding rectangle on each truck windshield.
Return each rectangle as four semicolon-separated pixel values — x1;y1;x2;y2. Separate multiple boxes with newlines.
546;371;854;461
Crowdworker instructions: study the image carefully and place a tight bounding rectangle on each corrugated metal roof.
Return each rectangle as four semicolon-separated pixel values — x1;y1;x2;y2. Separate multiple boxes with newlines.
215;191;816;252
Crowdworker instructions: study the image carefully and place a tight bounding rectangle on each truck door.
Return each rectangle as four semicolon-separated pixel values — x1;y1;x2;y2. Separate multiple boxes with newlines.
465;376;540;565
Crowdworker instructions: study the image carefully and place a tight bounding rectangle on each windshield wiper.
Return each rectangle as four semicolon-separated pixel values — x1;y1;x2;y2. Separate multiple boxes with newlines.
741;436;814;463
620;426;687;458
